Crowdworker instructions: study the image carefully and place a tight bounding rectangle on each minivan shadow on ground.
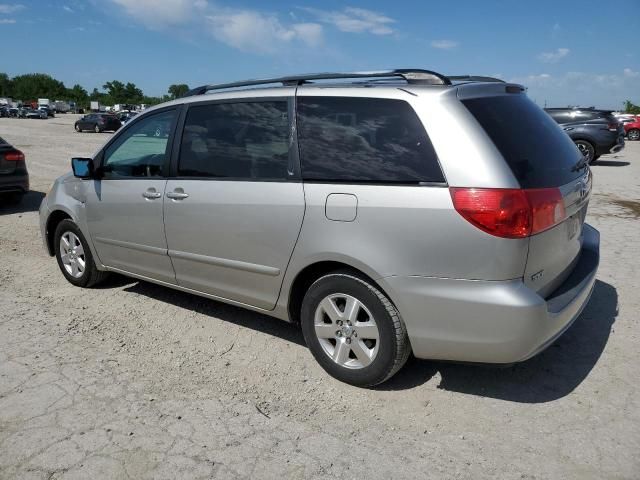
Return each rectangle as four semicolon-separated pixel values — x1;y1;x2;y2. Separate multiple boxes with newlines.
115;275;616;403
0;190;45;215
119;278;306;347
383;280;617;402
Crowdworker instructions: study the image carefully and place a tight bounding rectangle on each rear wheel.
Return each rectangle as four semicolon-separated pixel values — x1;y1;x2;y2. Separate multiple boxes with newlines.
300;271;410;387
54;219;108;288
628;129;640;141
94;124;101;133
575;140;595;163
75;123;81;132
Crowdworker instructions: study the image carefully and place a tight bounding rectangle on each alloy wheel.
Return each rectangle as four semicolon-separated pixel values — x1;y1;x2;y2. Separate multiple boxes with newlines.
59;231;86;279
313;293;380;369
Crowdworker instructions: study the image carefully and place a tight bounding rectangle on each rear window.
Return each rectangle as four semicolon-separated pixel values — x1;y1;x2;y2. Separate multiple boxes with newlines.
297;97;445;184
463;96;583;188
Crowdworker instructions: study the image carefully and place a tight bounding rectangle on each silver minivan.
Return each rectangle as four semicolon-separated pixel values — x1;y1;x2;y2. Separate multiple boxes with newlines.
40;70;599;386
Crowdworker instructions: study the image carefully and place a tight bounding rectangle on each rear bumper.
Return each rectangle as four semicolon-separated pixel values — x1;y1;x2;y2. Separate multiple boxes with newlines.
0;171;29;193
381;224;600;364
595;135;624;155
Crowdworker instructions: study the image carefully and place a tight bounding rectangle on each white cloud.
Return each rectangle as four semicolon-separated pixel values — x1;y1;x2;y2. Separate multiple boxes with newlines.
63;5;73;13
623;68;639;78
110;0;207;28
206;10;322;54
537;47;570;63
302;7;395;35
109;1;324;55
0;4;24;14
0;17;16;23
430;39;458;50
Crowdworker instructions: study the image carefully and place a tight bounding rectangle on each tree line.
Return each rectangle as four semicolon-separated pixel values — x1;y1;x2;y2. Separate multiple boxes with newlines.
0;72;189;107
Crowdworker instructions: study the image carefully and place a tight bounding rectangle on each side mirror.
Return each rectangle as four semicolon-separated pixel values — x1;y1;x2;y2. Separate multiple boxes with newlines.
71;157;94;179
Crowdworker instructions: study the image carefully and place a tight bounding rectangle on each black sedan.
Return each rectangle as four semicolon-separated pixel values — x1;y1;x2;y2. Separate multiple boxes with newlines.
0;136;29;205
74;113;122;133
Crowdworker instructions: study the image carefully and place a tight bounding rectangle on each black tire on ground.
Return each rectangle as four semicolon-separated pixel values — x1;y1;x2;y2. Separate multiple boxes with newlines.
628;129;640;141
94;124;101;133
54;219;109;288
592;154;601;162
75;123;81;132
574;140;596;164
300;271;411;387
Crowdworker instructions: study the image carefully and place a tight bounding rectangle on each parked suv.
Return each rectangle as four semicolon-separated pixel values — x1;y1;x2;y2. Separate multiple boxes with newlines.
40;70;599;386
545;107;625;162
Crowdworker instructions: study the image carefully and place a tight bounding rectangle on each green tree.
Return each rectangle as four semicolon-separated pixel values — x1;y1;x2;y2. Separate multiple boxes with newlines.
11;73;66;100
168;83;189;99
66;84;89;106
101;80;143;104
102;80;126;103
0;73;12;97
623;100;640;115
123;82;143;104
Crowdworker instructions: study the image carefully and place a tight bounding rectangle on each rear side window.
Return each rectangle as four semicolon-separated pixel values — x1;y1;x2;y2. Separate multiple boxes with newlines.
178;101;290;180
297;97;444;184
463;95;583;188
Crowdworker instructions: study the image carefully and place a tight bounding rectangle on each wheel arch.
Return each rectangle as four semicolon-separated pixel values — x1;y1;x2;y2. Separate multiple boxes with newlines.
45;209;73;256
286;260;392;325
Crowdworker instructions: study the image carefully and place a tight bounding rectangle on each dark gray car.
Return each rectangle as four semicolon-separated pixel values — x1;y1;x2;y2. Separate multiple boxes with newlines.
0;137;29;205
545;107;625;162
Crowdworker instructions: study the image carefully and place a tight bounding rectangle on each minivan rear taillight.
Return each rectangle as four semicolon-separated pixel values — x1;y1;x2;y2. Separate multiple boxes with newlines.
4;150;25;162
608;122;619;131
450;187;567;239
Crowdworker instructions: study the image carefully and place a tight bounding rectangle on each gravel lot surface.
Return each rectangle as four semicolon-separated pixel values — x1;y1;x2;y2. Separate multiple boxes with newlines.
0;114;638;479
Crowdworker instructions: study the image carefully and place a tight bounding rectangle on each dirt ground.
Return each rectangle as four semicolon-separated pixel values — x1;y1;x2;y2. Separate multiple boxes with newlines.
0;114;638;479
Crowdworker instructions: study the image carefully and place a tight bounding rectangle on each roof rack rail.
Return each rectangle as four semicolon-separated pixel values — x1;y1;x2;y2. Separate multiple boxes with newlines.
448;75;505;83
183;69;452;97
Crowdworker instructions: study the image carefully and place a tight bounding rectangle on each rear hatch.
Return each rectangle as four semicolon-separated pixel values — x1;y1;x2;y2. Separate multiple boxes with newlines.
462;94;590;296
0;137;17;175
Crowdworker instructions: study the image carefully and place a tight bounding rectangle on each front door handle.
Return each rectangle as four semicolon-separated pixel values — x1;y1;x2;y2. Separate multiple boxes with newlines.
166;191;189;200
142;189;162;199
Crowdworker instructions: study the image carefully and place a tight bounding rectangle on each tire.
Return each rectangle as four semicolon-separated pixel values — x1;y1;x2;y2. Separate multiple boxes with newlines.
75;123;81;132
300;271;411;387
628;129;640;141
574;140;595;164
54;219;108;288
94;124;101;133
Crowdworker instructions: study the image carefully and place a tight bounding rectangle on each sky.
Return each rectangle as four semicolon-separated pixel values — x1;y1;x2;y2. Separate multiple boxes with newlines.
0;0;638;109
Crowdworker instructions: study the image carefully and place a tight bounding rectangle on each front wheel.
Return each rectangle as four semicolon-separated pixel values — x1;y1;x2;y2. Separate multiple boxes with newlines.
575;140;595;164
300;271;411;387
628;129;640;141
75;123;81;132
54;219;108;288
94;124;101;133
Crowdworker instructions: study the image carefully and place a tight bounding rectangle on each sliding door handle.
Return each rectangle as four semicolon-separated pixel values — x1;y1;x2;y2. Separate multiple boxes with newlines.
166;191;189;200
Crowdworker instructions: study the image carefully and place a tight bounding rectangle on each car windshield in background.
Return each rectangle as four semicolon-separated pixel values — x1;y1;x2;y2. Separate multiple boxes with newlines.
463;95;583;188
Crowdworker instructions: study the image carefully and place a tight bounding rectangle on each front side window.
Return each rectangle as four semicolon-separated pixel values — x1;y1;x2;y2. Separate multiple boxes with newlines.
102;110;176;178
297;96;444;183
178;101;290;180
